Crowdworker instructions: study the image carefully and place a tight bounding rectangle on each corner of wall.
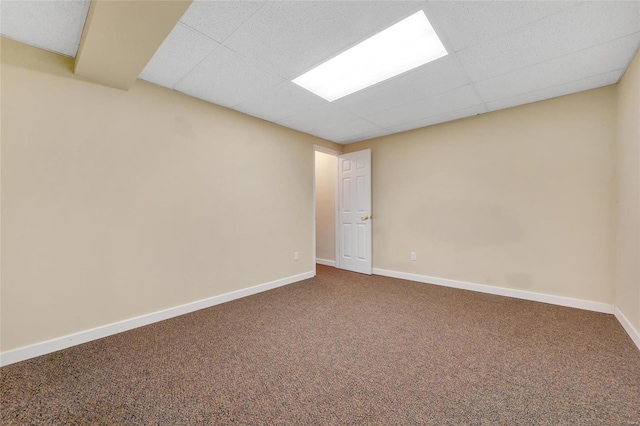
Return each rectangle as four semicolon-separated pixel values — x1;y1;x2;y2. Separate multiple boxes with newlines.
614;45;640;336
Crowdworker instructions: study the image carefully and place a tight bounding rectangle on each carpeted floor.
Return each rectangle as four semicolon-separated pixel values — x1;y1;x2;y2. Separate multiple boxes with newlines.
2;265;640;425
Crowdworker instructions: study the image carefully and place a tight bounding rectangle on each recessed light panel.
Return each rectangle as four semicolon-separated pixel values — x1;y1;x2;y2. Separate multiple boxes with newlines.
292;10;448;101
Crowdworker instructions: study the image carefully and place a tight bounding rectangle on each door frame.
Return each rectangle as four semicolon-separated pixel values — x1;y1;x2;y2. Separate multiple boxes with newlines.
313;145;340;276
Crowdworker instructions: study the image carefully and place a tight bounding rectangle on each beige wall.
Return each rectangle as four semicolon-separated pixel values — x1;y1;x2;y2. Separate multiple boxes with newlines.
344;87;617;304
0;33;635;354
315;151;337;262
0;38;339;352
616;48;640;331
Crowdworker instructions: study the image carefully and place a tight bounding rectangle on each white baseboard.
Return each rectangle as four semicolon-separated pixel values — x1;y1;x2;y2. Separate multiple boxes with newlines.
0;271;314;367
372;268;615;314
316;258;335;267
614;306;640;351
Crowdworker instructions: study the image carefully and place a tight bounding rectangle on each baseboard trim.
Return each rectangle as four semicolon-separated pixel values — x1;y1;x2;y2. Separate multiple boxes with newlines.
614;306;640;351
0;271;315;367
316;258;335;267
372;268;614;314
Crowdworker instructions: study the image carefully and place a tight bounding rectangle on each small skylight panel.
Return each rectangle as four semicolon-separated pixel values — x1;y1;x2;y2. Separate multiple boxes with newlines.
292;10;448;102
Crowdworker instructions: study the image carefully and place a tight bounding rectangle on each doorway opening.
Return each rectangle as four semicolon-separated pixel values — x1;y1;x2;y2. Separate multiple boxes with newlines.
314;146;339;273
314;146;372;275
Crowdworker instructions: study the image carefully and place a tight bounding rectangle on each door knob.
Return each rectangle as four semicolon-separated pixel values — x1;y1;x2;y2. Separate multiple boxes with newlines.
361;215;370;220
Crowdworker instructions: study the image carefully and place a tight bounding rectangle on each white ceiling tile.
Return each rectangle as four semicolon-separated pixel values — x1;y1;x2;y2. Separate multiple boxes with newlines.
233;81;328;122
475;33;640;103
428;1;575;52
174;46;284;108
0;0;90;57
336;128;393;145
308;118;385;142
223;1;424;79
6;1;639;141
458;1;640;82
276;104;362;134
139;23;219;89
180;1;266;43
486;68;625;113
386;104;489;134
366;85;484;129
333;55;470;117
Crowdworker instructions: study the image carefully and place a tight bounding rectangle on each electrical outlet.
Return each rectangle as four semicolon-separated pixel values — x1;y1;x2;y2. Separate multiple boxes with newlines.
410;252;416;261
294;251;299;261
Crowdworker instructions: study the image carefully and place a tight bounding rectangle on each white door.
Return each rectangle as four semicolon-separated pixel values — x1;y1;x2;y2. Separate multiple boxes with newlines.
337;149;372;274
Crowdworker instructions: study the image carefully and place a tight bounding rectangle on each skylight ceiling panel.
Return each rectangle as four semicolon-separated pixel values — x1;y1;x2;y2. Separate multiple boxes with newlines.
276;104;362;134
222;1;424;79
474;33;640;103
0;0;90;57
333;55;468;118
233;82;327;123
485;69;624;113
174;46;284;108
139;23;219;89
386;104;489;134
427;1;575;52
292;10;448;102
457;1;640;82
365;85;484;129
179;1;265;44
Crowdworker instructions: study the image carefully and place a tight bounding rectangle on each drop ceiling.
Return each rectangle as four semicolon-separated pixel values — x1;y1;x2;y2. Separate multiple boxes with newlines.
2;1;639;144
